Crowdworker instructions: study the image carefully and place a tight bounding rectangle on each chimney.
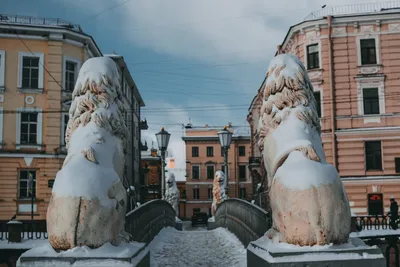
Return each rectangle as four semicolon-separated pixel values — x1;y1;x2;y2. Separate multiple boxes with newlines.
151;148;158;157
205;124;208;128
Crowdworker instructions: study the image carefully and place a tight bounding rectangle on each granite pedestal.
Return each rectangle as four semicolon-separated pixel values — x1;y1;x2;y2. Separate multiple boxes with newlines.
247;236;385;267
17;241;149;267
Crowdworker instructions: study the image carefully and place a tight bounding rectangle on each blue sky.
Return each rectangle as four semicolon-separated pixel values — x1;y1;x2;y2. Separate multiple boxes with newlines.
3;0;367;179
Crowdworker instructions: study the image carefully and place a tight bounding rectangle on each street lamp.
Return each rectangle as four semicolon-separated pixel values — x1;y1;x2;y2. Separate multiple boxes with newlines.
155;127;171;199
218;126;233;196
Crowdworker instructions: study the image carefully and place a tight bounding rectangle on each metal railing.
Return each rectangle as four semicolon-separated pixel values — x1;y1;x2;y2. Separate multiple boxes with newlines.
214;198;271;247
0;14;82;32
351;215;400;232
0;220;47;240
304;1;400;21
125;199;176;244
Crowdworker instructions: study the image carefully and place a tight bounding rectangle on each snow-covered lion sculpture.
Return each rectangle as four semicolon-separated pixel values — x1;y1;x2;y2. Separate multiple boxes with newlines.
211;171;228;216
165;173;179;215
47;57;129;250
258;54;350;246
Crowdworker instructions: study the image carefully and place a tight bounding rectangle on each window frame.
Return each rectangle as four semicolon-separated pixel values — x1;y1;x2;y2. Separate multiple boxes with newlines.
238;146;246;157
357;36;380;66
0;50;5;91
18;52;44;92
206;164;215;179
63;56;81;92
238;165;247;181
16;108;43;150
191;165;200;180
208;188;213;200
206;146;214;157
313;91;322;118
356;76;385;116
365;140;383;171
239;187;246;199
192;146;199;157
360;38;377;65
362;88;380;115
306;44;320;69
193;188;200;200
18;169;37;199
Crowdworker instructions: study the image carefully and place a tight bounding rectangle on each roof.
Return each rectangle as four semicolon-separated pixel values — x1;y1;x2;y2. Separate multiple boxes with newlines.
277;3;400;56
0;14;102;57
104;54;145;107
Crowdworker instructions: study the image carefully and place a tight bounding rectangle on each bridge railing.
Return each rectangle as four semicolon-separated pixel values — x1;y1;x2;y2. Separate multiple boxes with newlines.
214;198;271;247
351;215;398;232
125;199;176;244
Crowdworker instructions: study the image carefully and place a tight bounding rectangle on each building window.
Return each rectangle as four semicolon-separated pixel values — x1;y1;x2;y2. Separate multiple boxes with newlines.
207;165;215;179
307;44;319;69
207;146;214;157
19;170;36;199
396;158;400;173
360;39;377;65
0;50;5;89
368;193;383;216
239;188;246;199
193;188;200;200
192;166;200;179
365;141;382;171
18;52;44;90
208;188;213;200
65;61;78;91
363;88;379;115
239;165;247;181
313;91;321;117
192;146;199;157
62;113;69;145
193;208;200;214
239;146;246;157
20;112;38;145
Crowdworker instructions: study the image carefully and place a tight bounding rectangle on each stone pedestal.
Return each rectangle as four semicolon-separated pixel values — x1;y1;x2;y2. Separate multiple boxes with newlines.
207;217;217;230
175;217;183;231
247;236;385;267
17;241;149;267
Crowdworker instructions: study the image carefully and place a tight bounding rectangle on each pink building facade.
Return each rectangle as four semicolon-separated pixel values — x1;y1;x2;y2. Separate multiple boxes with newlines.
248;5;400;216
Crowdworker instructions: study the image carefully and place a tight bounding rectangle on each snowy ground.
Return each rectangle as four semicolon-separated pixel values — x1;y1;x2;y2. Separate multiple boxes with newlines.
148;225;246;267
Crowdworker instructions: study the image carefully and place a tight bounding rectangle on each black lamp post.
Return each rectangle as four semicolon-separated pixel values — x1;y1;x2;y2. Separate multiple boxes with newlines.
218;126;233;196
155;127;171;199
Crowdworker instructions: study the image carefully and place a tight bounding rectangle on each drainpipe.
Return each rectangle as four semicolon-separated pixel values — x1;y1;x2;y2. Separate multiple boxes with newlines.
327;15;338;169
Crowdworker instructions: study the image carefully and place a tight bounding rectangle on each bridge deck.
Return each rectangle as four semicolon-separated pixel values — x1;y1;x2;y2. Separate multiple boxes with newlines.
148;222;246;267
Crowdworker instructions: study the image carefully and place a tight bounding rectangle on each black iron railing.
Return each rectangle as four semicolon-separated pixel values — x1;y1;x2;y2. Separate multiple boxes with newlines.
125;199;175;244
214;198;271;247
351;215;399;232
0;14;82;32
0;220;47;240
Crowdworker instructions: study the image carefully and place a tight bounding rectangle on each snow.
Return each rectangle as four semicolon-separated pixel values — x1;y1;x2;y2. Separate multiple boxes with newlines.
208;217;215;223
20;240;144;258
7;220;22;224
149;227;246;267
350;229;400;238
248;236;384;263
274;150;339;190
0;238;48;249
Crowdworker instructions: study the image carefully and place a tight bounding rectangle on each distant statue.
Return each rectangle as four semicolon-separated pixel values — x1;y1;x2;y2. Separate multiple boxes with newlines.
258;54;351;246
47;57;130;250
211;171;228;216
165;173;179;216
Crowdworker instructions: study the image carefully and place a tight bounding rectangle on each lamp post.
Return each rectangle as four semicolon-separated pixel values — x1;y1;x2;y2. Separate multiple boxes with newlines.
218;126;233;196
155;127;171;199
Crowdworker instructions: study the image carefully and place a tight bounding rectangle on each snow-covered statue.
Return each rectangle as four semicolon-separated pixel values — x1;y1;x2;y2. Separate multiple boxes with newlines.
165;173;179;215
258;54;351;246
47;57;129;250
211;171;228;216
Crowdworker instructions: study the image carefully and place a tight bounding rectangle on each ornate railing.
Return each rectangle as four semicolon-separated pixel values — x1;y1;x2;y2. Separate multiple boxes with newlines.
0;220;48;240
351;215;399;232
304;1;400;21
0;14;82;32
214;198;271;247
125;199;175;244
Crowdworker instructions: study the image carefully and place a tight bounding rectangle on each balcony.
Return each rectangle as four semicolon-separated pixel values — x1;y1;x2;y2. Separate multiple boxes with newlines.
141;141;148;151
140;119;148;130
